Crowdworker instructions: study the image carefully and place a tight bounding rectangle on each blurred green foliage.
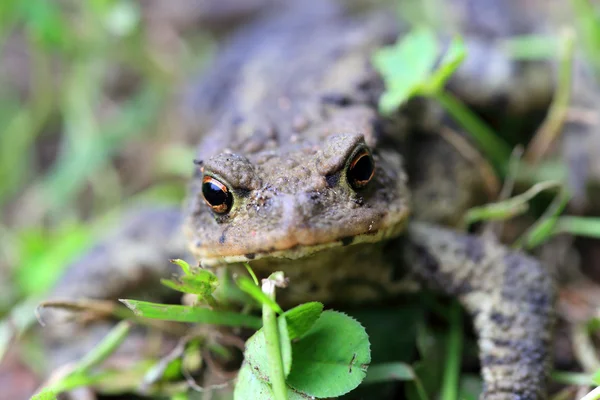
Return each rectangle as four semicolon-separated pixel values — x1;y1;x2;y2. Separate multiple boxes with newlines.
0;0;211;314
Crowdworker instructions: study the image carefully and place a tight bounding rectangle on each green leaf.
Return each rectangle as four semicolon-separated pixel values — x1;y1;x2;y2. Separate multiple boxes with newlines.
372;27;511;174
242;302;323;384
237;276;283;314
31;389;58;400
120;299;262;329
235;362;274;399
373;28;468;116
242;302;323;394
170;258;192;275
372;27;439;114
286;311;371;398
160;268;218;298
160;277;198;295
235;362;310;400
426;36;466;93
283;302;323;340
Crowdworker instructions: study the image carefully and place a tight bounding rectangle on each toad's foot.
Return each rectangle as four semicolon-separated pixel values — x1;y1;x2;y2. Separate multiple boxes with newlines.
404;222;555;400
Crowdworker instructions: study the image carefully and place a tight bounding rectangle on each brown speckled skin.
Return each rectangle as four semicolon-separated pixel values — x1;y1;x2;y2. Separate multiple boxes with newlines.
405;224;554;400
48;1;556;399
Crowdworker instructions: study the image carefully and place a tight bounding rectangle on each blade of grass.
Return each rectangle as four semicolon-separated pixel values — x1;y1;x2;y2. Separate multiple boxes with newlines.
31;389;57;400
36;360;154;397
33;320;133;398
120;299;262;330
244;263;259;286
571;0;600;74
37;299;190;337
464;180;562;226
237;276;283;314
435;91;511;174
441;301;462;400
0;108;35;206
501;35;558;60
525;28;575;163
555;217;600;238
73;320;132;374
515;188;571;249
515;160;568;188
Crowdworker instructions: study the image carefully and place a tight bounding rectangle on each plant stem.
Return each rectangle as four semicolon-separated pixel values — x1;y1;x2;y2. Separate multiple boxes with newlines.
557;217;600;239
74;320;132;374
435;91;511;175
262;277;288;400
551;371;595;386
580;386;600;400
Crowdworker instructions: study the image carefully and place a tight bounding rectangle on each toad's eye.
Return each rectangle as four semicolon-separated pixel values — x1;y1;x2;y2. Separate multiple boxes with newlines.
202;176;233;214
347;147;375;190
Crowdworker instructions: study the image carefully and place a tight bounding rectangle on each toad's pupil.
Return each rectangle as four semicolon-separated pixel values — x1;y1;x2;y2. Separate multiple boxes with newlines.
203;182;227;204
348;150;374;189
202;177;232;213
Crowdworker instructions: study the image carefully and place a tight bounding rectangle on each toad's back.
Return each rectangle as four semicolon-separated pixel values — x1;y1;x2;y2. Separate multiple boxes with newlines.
186;2;399;160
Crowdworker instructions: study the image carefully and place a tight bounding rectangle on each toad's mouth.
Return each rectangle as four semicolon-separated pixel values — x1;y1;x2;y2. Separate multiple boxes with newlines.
197;218;408;267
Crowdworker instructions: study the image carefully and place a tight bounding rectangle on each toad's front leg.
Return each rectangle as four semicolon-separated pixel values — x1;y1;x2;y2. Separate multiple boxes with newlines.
403;222;555;400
